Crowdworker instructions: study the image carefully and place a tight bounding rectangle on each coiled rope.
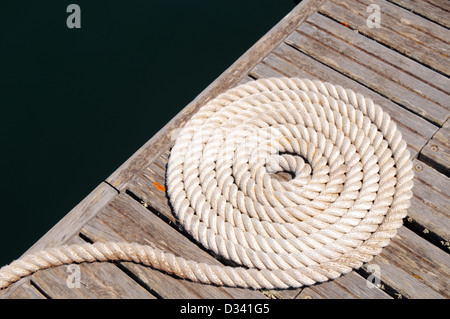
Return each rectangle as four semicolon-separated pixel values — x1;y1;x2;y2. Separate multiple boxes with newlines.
0;78;414;290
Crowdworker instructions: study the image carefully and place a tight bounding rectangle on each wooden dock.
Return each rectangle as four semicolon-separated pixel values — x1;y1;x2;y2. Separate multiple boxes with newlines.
1;0;449;299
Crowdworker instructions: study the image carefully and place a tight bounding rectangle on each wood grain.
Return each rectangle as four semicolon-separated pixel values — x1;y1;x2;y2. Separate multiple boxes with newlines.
287;13;449;125
1;279;46;299
127;148;177;224
319;0;450;76
361;226;450;298
29;237;156;299
306;13;450;100
297;272;391;299
409;159;450;243
420;118;450;176
388;0;450;28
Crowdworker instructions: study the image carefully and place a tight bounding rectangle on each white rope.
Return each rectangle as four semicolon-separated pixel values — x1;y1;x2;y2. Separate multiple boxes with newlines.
0;77;414;290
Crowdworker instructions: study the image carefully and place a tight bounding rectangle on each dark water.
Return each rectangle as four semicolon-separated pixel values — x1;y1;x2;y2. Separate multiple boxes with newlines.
0;1;295;267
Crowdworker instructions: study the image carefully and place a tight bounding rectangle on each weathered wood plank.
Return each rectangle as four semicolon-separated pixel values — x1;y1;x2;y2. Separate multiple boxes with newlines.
424;0;450;10
388;0;450;28
306;13;450;102
128;155;177;226
319;0;450;76
106;0;327;192
249;44;438;157
128;148;176;225
80;193;267;299
361;226;450;299
28;236;156;299
297;272;391;299
1;279;46;299
420;118;450;176
409;159;450;244
367;0;448;44
287;14;449;125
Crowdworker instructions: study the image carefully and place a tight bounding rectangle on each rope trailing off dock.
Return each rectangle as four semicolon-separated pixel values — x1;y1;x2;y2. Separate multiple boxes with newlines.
0;78;414;290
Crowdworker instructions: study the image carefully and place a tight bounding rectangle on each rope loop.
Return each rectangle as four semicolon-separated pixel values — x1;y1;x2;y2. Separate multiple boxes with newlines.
0;78;414;290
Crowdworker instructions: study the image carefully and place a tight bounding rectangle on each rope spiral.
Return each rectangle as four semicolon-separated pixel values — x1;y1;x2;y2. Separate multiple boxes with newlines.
0;77;414;290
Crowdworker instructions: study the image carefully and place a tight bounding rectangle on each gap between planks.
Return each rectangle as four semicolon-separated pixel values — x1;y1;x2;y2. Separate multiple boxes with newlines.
386;0;450;29
319;0;450;77
287;12;449;126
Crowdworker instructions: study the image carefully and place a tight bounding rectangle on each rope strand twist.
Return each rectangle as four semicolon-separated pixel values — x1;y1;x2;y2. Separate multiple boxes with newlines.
0;78;414;290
